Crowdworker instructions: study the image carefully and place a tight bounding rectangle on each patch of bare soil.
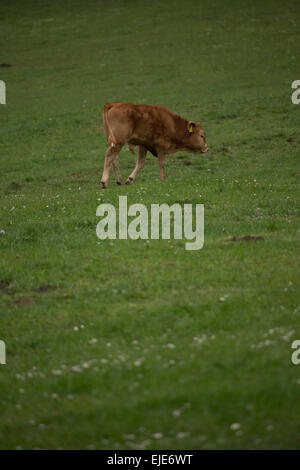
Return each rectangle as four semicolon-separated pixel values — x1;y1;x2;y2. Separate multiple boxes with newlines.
0;281;9;290
220;114;238;119
230;235;264;242
16;297;36;306
34;284;58;293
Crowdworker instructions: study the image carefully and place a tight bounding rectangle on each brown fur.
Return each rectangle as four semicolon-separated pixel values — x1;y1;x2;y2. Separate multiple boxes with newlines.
101;102;209;188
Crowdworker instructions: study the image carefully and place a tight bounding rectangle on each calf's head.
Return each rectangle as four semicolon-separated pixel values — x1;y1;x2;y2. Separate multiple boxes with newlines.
187;121;209;153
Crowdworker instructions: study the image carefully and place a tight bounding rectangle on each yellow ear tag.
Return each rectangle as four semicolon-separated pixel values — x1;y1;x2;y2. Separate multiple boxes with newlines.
189;126;194;133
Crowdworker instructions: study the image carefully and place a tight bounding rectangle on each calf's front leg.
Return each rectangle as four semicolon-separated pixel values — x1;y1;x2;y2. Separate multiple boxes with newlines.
158;153;166;180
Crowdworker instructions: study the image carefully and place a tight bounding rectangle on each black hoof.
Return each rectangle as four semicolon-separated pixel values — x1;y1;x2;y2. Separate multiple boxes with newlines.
126;177;134;185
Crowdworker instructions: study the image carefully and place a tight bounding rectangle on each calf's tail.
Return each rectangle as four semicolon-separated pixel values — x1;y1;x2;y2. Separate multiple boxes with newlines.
102;103;117;146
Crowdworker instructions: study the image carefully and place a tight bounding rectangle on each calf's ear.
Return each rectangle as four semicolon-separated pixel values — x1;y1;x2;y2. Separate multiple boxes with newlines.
188;121;196;134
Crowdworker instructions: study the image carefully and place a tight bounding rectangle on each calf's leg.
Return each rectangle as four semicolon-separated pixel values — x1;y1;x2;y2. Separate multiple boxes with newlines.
125;145;147;185
101;142;123;189
112;155;123;185
158;153;166;180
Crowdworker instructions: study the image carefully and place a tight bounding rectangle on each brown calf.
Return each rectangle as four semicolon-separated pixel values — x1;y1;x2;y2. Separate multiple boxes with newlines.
101;102;209;188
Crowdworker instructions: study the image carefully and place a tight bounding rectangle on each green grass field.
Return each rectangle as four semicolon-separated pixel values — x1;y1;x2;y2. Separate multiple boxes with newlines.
0;0;300;450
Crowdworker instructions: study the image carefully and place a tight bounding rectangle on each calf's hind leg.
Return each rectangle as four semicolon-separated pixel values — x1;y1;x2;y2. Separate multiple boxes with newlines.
126;145;147;185
101;142;123;189
112;155;123;185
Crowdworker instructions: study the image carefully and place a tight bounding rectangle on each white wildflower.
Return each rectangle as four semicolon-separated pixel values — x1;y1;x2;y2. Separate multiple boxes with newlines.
230;423;240;430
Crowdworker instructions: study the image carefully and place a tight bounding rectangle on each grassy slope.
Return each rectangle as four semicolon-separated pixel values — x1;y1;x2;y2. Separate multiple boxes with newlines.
0;0;300;449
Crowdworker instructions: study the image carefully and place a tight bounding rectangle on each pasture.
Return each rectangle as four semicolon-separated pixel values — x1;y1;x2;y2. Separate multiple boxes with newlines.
0;0;300;449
